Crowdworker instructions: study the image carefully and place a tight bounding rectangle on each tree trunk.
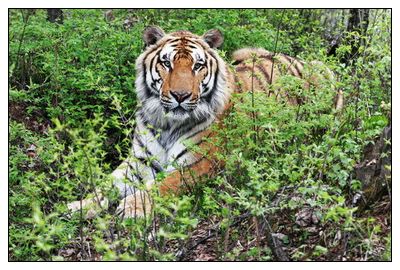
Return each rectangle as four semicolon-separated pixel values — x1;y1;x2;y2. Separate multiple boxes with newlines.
327;9;370;64
47;9;63;24
346;9;369;62
354;124;391;211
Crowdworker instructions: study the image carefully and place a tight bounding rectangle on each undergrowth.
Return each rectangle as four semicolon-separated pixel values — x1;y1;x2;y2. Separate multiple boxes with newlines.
8;9;391;261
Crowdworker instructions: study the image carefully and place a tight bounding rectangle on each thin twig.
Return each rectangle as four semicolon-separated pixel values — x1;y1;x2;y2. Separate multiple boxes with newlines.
81;148;103;210
269;9;286;84
250;54;257;144
14;10;31;74
79;188;85;260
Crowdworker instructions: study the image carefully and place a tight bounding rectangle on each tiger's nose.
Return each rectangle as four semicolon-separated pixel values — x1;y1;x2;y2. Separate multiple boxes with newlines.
170;91;192;103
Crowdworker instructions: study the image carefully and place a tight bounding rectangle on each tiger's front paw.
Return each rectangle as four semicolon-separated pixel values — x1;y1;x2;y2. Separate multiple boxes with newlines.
116;192;152;218
67;196;108;219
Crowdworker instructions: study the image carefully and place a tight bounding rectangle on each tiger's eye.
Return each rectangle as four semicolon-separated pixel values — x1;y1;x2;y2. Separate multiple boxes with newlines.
194;63;202;70
163;61;171;68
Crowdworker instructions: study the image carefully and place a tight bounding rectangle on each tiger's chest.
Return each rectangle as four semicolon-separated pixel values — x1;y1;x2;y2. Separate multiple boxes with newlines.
138;128;194;172
140;119;215;173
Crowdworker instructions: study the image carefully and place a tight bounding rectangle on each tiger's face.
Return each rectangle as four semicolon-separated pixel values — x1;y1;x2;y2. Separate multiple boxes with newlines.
136;27;227;126
157;42;208;116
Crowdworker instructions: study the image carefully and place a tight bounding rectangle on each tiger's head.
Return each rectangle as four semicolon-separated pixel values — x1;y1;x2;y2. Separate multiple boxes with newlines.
135;26;230;128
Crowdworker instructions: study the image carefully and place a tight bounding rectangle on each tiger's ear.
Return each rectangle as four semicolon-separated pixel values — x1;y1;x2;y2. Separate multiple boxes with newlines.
143;26;165;46
202;29;223;49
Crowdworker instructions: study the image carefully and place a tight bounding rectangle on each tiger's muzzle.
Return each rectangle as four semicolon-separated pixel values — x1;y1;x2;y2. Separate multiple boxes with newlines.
161;89;198;115
170;90;192;103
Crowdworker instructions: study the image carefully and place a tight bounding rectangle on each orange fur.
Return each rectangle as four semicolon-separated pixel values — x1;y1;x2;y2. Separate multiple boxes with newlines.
160;130;220;195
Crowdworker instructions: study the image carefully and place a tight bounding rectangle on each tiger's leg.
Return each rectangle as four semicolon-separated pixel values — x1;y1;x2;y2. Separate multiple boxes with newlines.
67;160;154;218
66;162;134;218
159;129;222;196
116;140;219;217
116;190;152;218
66;194;108;219
160;156;217;196
112;160;155;218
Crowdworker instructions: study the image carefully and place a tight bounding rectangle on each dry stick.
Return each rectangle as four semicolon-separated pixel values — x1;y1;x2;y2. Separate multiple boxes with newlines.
86;242;91;259
132;131;159;259
117;166;131;220
223;204;231;254
176;212;251;261
253;216;261;252
352;9;381;156
79;188;85;260
150;212;160;253
261;215;289;261
139;189;148;260
223;226;231;255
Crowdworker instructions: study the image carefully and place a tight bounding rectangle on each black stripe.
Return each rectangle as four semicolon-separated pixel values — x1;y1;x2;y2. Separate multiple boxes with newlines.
204;55;220;103
175;154;206;169
149;50;162;90
259;54;273;61
167;39;181;45
142;48;163;97
236;65;268;91
174;138;200;162
174;148;189;162
139;111;170;147
281;55;297;76
186;125;211;142
256;64;271;84
197;65;206;73
138;111;158;138
235;66;250;73
143;42;164;58
283;55;303;77
126;162;144;183
255;64;271;91
176;49;193;57
134;130;164;173
190;156;206;167
200;53;211;95
141;63;153;98
174;131;212;162
191;40;208;51
169;118;202;144
135;133;155;158
294;61;304;78
135;156;163;174
204;56;213;85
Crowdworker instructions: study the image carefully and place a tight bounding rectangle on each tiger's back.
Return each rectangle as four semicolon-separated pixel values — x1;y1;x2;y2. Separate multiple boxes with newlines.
230;48;337;106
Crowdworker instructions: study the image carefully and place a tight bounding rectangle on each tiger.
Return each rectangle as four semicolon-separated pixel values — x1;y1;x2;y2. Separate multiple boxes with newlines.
67;26;343;218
